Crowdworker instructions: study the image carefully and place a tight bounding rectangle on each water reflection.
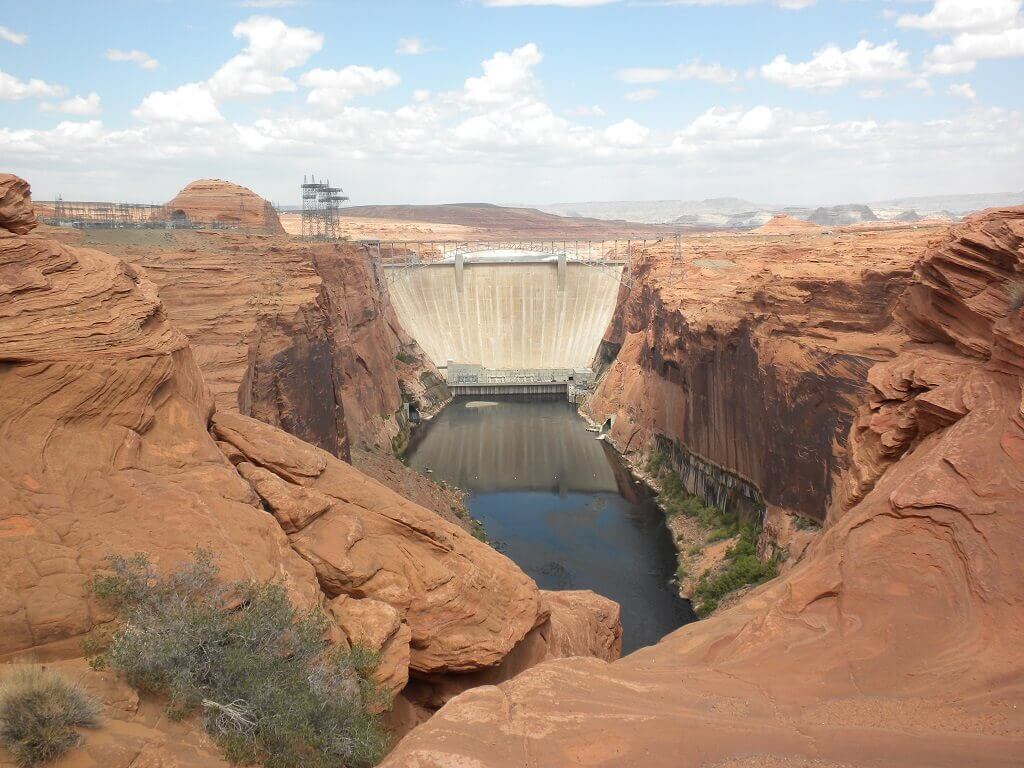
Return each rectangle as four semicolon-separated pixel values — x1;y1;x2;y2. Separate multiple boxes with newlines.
406;398;695;653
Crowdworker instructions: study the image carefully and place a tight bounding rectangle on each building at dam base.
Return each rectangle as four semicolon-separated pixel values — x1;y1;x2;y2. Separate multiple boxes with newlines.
387;259;624;384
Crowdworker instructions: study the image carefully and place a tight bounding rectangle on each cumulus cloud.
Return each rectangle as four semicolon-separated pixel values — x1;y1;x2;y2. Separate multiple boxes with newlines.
948;82;977;100
761;41;910;89
463;43;543;105
300;66;400;111
925;27;1024;74
0;70;65;100
106;49;159;70
604;118;649;147
898;0;1020;32
40;92;102;116
0;25;27;45
133;82;223;124
617;60;737;85
208;15;323;98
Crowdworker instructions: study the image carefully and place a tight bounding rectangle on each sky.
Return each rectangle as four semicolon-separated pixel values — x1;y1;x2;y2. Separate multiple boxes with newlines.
1;0;1022;206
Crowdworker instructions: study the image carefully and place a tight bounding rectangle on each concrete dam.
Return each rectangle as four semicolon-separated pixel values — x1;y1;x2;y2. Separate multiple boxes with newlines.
386;254;624;374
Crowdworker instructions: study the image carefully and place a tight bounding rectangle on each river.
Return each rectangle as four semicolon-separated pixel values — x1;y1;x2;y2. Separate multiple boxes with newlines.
406;397;695;653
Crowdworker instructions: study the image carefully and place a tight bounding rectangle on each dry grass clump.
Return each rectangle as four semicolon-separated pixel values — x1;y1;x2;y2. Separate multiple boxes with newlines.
0;666;101;767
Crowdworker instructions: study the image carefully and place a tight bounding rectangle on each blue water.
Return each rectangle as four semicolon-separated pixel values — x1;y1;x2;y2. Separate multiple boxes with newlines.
406;398;695;653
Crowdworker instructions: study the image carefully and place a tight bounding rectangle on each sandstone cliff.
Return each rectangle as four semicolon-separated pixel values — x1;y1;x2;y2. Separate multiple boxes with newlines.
166;178;285;233
588;226;936;521
382;209;1024;766
0;174;622;763
50;225;458;523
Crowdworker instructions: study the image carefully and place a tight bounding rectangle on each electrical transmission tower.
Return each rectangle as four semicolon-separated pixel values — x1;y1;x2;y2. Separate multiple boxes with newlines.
301;175;349;241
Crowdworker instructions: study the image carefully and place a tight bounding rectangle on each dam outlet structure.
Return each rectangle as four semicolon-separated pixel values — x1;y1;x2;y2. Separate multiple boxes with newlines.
380;241;656;396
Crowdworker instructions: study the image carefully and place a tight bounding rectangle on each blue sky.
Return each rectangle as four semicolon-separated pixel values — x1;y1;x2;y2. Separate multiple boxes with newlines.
2;0;1022;206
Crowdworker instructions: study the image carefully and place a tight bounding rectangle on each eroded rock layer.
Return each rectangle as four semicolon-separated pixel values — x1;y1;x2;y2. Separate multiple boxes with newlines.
166;178;285;233
589;226;936;519
382;210;1024;766
1;174;623;764
47;224;458;522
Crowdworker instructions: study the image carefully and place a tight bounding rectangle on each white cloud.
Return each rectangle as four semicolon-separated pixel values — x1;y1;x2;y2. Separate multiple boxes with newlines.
604;118;649;147
761;41;910;89
208;15;323;98
463;43;543;105
925;26;1024;73
898;0;1020;32
133;82;223;124
860;88;885;100
396;37;434;55
0;70;65;100
0;25;27;45
565;104;605;116
616;59;737;85
624;87;658;101
106;49;159;70
40;92;101;116
948;82;977;100
300;66;400;111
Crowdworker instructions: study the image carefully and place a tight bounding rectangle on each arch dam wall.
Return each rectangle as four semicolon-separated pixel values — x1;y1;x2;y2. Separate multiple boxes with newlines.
387;261;624;371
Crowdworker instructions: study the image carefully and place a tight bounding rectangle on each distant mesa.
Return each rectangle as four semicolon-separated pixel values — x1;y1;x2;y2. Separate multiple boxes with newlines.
166;178;284;234
807;204;878;227
753;213;820;234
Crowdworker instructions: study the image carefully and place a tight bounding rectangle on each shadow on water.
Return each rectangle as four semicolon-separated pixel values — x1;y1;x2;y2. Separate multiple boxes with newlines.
406;397;696;653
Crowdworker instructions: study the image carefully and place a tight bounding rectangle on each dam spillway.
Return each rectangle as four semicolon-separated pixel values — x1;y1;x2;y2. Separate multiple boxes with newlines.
386;258;624;372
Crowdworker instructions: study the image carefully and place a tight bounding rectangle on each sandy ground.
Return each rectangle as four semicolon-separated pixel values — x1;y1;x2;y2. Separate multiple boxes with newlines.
279;212;485;241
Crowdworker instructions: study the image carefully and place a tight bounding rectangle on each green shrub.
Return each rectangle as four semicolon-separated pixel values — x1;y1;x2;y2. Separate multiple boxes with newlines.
0;666;101;767
644;448;670;477
692;525;777;617
88;551;387;768
394;351;418;366
793;515;822;532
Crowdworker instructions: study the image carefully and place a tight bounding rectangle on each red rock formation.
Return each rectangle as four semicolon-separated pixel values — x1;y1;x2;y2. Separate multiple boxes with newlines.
1;175;621;741
0;174;35;234
0;176;318;657
166;178;285;233
210;410;546;675
381;208;1024;767
753;213;821;233
71;230;446;455
588;227;933;520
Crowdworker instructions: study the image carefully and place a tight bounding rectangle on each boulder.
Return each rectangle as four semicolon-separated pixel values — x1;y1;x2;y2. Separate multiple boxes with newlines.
328;594;412;700
211;410;547;675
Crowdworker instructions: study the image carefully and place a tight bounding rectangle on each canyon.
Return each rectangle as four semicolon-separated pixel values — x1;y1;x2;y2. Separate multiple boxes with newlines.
383;209;1024;765
0;174;621;764
2;170;1023;768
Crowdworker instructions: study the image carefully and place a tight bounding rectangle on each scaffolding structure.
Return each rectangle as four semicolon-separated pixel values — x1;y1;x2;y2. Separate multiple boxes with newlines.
301;175;349;240
39;195;191;229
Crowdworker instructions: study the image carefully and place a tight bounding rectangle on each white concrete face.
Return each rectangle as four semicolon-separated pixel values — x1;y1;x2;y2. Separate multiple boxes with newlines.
388;261;623;371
